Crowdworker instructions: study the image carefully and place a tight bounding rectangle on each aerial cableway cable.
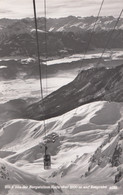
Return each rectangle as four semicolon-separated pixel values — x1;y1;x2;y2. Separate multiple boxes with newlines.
73;8;123;115
77;0;105;73
58;0;105;119
32;0;51;169
73;0;105;115
43;0;48;97
74;9;123;114
33;0;44;101
32;0;47;136
97;9;123;66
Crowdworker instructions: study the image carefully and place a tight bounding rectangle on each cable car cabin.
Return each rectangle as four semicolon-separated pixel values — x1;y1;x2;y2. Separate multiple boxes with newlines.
44;154;51;169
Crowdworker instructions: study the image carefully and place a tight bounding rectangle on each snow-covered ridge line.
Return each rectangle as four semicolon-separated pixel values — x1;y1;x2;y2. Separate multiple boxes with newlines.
0;101;123;194
0;16;123;32
26;64;123;121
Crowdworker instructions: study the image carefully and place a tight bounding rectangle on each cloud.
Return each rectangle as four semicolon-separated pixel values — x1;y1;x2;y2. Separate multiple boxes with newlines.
0;9;13;18
44;0;123;18
0;9;12;14
0;0;122;19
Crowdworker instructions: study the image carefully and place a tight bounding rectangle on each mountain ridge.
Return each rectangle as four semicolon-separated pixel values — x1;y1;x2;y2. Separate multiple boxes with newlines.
0;15;123;32
25;64;123;120
0;16;123;57
0;64;123;124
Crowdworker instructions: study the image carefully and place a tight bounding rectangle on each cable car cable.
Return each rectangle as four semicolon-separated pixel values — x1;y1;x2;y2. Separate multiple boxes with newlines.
33;0;44;101
32;0;47;132
33;0;51;169
96;9;123;66
43;0;51;169
42;0;49;141
56;0;105;128
73;0;105;115
77;0;105;74
74;9;123;115
73;5;123;118
43;0;48;98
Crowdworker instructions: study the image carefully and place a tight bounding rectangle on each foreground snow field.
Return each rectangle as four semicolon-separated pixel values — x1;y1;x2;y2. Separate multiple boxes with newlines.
0;101;123;194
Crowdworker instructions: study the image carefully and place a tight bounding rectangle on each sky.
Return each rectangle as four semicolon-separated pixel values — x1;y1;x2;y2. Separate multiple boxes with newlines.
0;0;123;19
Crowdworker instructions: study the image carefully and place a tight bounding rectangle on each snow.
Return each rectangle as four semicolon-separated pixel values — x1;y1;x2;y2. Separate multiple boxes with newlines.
0;49;122;68
0;59;18;62
0;101;123;194
0;51;123;194
0;66;7;69
49;27;55;31
31;29;45;33
70;22;82;27
57;25;66;32
21;58;35;64
43;53;105;65
43;49;123;66
0;158;60;195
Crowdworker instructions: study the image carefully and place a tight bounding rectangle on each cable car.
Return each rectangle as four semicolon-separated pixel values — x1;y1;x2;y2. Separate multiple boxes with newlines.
44;146;51;169
32;0;52;170
44;154;51;169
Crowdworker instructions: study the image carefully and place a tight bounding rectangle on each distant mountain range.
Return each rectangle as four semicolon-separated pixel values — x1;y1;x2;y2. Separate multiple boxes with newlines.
0;16;123;57
0;16;123;33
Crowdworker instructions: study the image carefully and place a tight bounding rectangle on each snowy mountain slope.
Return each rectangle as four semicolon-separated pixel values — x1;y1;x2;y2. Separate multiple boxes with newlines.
26;64;123;120
0;101;123;194
0;158;61;195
